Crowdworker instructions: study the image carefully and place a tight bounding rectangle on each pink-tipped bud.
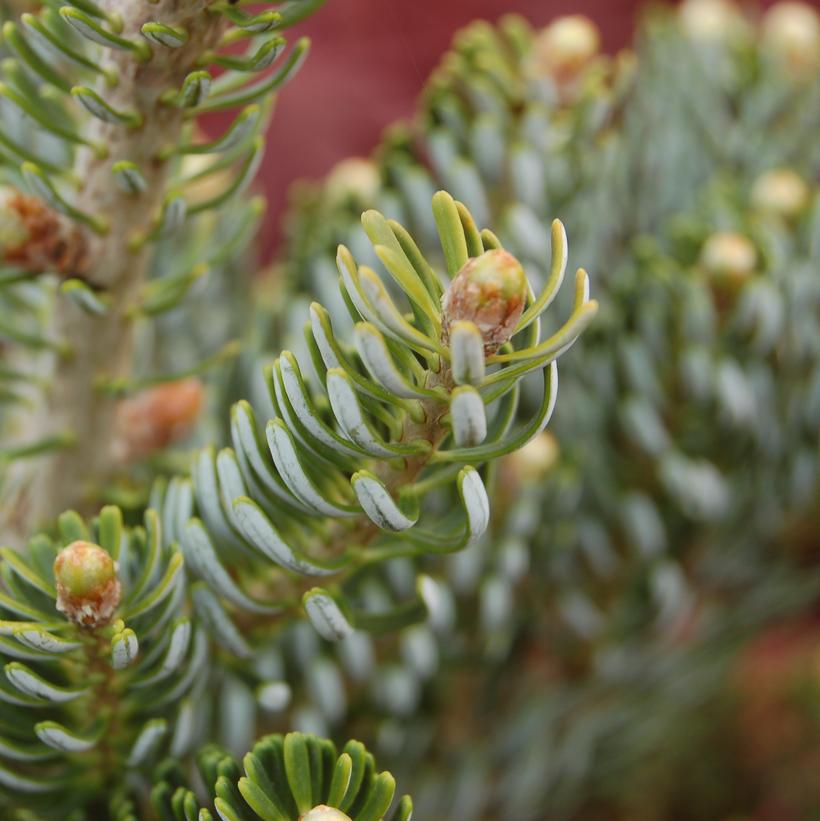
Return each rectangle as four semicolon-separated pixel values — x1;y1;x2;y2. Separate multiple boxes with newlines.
54;541;121;629
441;250;528;354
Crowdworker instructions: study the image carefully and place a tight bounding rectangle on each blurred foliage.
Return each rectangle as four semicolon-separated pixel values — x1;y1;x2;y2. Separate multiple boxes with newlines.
0;0;818;818
273;2;820;818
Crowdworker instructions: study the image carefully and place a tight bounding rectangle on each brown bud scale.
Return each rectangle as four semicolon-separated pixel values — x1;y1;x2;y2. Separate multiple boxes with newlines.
114;377;205;462
442;249;529;355
1;192;89;278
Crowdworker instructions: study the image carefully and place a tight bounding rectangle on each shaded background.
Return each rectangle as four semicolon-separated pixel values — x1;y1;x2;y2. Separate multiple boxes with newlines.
233;0;805;256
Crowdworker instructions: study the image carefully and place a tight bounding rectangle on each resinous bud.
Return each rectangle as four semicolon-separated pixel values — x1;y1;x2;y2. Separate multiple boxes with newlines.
441;249;528;354
54;541;121;629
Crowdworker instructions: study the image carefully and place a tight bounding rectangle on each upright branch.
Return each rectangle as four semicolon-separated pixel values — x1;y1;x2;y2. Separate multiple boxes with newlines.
0;0;312;540
168;192;597;644
24;5;224;525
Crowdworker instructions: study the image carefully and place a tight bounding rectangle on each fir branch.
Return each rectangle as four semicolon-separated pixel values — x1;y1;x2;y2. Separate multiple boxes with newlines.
151;731;413;821
0;1;311;542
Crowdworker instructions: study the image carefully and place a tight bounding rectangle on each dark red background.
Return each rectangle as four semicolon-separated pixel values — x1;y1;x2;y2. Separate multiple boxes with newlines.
242;0;814;256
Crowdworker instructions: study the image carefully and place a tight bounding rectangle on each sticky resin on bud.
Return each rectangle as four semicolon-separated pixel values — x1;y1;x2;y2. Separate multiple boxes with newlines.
54;541;121;629
751;168;810;219
299;808;352;821
699;232;758;283
441;249;529;355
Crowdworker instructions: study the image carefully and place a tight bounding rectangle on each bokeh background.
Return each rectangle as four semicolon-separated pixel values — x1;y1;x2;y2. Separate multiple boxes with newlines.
245;0;806;256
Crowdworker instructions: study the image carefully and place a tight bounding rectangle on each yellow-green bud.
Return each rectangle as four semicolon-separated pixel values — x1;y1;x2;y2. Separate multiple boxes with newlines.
528;15;600;83
762;2;820;75
54;541;121;629
508;431;560;483
678;0;745;42
700;232;757;282
299;807;352;821
751;168;810;218
441;249;528;354
325;157;380;204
